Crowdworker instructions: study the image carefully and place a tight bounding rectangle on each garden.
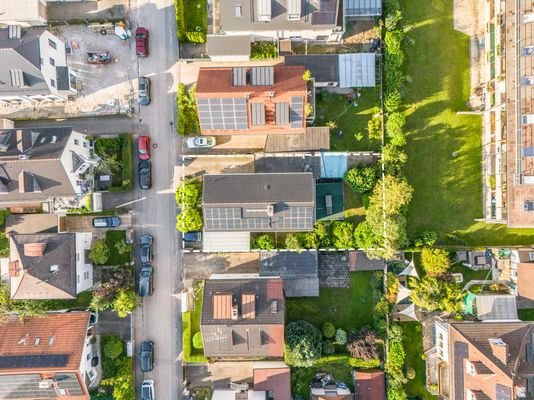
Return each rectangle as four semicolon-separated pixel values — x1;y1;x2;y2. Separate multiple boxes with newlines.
182;281;206;363
177;84;200;136
175;0;208;43
175;179;203;233
94;134;133;192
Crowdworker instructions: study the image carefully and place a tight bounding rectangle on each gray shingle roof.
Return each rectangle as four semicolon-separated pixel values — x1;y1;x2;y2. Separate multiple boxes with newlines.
207;35;251;57
285;55;339;83
259;251;319;297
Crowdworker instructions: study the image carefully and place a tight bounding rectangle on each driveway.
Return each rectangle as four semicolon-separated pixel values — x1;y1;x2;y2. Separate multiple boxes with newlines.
182;252;259;286
63;213;132;232
181;155;255;180
185;362;256;389
95;310;132;340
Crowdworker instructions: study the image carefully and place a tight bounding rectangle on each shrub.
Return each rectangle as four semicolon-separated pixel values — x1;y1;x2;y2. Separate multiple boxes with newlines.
185;31;206;43
322;322;336;338
334;329;347;345
176;209;203;232
367;112;382;140
405;366;416;380
302;69;312;81
251;41;277;60
177;83;200;136
346;328;379;361
414;231;438;247
332;221;355;249
115;240;132;256
344;165;378;194
253;234;275;250
89;240;110;265
322;341;335;355
285;233;302;251
385;112;406;138
176;179;202;208
421;247;450;277
285;321;322;367
384;89;402;112
112;289;138;318
103;337;123;359
175;0;186;41
192;332;203;349
354;221;380;249
304;103;314;117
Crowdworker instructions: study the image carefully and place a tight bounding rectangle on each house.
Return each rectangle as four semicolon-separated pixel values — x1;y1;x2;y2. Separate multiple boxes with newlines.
8;231;93;299
0;127;98;207
353;370;385;400
202;172;315;233
432;320;534;399
211;0;343;41
285;54;377;88
0;27;76;104
259;251;319;297
0;312;98;399
200;275;285;359
0;0;48;27
195;66;308;136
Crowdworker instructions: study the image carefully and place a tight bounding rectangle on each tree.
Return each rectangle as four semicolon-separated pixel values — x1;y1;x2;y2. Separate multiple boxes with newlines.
104;336;123;359
322;341;335;355
90;293;113;312
88;240;110;265
385;112;406;138
112;289;138;318
176;179;202;208
285;233;302;251
115;240;132;256
177;83;200;136
302;69;312;81
344;165;378;194
421;248;450;277
410;276;462;313
285;320;322;367
354;221;380;249
369;175;413;216
382;144;408;167
367;112;382;140
101;357;134;400
322;322;336;338
176;209;203;233
332;221;355;249
334;329;347;345
387;386;408;400
346;328;379;361
192;332;203;349
253;234;275;250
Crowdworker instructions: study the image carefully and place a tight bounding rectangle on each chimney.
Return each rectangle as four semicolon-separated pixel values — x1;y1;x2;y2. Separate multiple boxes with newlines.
489;338;508;364
9;261;20;277
241;293;255;319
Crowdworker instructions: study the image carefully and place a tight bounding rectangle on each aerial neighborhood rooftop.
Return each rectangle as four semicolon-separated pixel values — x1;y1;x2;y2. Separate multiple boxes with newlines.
0;0;534;399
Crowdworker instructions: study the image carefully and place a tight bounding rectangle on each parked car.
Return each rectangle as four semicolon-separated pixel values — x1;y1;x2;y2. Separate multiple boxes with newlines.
137;135;151;160
139;341;154;372
183;231;202;242
139;160;152;190
140;234;153;263
138;77;151;106
135;27;149;57
141;379;155;400
186;136;216;149
138;264;153;297
92;216;121;228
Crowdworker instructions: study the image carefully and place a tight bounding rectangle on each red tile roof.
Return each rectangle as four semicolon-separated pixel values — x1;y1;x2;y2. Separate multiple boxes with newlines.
518;262;534;300
267;324;284;357
353;370;385;400
253;367;291;400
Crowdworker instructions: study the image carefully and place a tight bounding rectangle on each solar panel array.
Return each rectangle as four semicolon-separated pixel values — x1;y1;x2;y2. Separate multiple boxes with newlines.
275;102;289;125
0;354;68;369
250;67;274;86
197;98;248;130
0;373;83;399
204;206;314;231
250;103;266;125
290;96;304;128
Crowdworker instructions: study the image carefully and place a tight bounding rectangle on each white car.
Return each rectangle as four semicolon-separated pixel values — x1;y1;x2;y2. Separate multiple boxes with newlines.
141;379;154;400
186;136;216;149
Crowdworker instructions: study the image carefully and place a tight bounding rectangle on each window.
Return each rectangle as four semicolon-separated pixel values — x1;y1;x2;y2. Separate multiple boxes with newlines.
50;79;56;88
83;141;88;148
48;38;57;49
77;274;80;284
49;57;55;66
74;139;79;146
465;360;476;376
84;271;90;280
234;5;242;16
87;352;91;361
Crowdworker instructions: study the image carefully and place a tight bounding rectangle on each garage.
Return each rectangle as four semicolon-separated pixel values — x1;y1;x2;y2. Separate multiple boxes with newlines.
202;231;251;252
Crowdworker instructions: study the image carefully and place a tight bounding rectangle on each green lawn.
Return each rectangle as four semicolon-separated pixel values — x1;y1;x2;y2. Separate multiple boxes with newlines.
401;322;436;400
401;0;534;245
286;272;376;332
314;89;380;152
519;308;534;321
105;230;131;266
449;264;492;283
184;0;208;34
183;281;206;362
291;363;354;400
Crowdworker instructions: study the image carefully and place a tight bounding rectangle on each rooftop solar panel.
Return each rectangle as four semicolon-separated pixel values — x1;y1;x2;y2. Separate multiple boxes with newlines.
275;102;289;125
232;67;247;86
251;66;274;86
197;97;248;130
495;384;511;400
0;354;69;369
251;103;265;125
290;96;304;128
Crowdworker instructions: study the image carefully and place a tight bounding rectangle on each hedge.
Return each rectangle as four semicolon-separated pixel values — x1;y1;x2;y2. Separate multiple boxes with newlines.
120;134;133;191
315;354;381;369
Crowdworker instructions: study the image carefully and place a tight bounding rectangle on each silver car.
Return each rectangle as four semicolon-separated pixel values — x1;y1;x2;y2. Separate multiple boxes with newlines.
138;76;151;105
141;379;155;400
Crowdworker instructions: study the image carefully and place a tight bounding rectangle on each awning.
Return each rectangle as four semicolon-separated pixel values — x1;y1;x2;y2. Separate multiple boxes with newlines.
398;258;420;279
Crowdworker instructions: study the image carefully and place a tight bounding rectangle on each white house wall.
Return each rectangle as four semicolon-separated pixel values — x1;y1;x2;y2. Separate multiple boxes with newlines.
75;232;93;293
224;29;342;41
59;131;93;194
38;30;68;97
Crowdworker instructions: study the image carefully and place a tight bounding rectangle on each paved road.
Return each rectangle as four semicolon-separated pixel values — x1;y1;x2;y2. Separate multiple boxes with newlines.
16;115;135;136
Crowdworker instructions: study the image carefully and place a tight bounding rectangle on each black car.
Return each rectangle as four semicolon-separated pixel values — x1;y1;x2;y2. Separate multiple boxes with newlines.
138;264;153;297
92;216;121;228
139;160;152;190
140;234;153;264
183;231;202;242
139;340;154;372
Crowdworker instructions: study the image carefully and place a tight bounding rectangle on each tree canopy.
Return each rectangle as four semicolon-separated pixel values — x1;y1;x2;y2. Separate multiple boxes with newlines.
285;320;322;367
421;247;450;277
88;240;110;265
176;208;203;233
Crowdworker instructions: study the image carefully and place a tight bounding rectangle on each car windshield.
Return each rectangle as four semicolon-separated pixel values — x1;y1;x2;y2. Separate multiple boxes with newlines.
195;138;206;145
141;270;151;277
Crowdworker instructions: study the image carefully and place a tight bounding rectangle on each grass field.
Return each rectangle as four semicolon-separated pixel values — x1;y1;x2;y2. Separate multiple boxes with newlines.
286;271;376;332
105;230;131;266
401;322;435;399
519;308;534;321
401;0;534;245
314;89;381;152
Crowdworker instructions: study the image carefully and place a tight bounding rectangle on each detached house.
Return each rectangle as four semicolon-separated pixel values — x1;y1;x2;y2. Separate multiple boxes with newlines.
196;66;307;136
0;312;97;399
0;27;76;104
201;276;285;359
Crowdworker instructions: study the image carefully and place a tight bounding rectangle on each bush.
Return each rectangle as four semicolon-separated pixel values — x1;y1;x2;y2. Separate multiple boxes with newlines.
103;337;123;359
346;328;379;361
176;208;203;233
332;221;355;249
414;231;438;247
175;0;186;41
89;240;110;265
367;112;382;140
421;247;450;277
322;341;335;355
251;41;277;60
285;233;302;251
344;165;378;194
177;83;200;136
192;332;203;350
334;329;347;345
112;289;138;318
384;89;402;112
285;321;322;367
253;234;275;250
385;112;406;138
185;31;206;43
322;322;336;339
176;179;202;208
405;366;416;380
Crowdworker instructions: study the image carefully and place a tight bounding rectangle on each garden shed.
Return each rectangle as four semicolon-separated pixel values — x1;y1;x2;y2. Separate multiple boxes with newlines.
315;180;344;220
464;293;519;321
338;54;376;88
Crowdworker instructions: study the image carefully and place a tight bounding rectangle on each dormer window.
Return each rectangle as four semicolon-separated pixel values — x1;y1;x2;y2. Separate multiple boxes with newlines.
465;360;476;376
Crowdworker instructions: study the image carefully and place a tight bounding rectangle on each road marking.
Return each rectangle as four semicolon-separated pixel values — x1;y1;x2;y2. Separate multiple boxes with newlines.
115;197;147;208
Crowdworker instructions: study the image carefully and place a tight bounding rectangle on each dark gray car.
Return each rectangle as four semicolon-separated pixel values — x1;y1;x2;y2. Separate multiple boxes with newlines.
138;76;151;105
138;264;153;297
140;234;153;264
139;160;152;190
92;216;121;228
139;340;154;372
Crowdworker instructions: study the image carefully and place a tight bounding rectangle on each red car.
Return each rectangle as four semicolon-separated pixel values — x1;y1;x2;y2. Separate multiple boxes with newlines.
135;27;149;57
138;136;150;160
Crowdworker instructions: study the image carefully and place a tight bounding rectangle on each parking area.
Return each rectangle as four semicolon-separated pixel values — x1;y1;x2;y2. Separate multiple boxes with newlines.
185;362;256;389
95;310;132;340
180;155;255;181
63;212;132;233
182;252;259;285
182;135;267;155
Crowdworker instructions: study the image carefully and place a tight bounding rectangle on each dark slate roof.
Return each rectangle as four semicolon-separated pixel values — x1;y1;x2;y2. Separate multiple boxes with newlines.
285;55;339;83
203;173;315;205
207;35;251;56
254;155;321;178
259;251;319;297
0;127;72;160
10;233;77;299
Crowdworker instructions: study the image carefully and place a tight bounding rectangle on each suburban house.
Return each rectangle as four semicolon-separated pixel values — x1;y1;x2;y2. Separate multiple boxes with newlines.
0;127;98;207
195;66;308;136
353;370;385;400
212;363;291;400
200;275;285;359
8;231;93;300
285;54;377;88
432;320;534;399
202;172;315;234
0;0;48;27
0;312;98;399
0;27;76;104
210;0;343;41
